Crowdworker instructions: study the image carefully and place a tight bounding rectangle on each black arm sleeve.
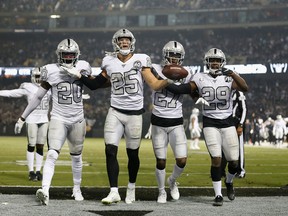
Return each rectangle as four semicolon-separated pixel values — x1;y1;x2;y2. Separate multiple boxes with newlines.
165;83;192;94
80;73;108;90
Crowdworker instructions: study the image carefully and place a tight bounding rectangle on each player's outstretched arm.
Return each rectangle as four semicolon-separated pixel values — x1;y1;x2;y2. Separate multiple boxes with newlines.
0;89;25;98
15;85;48;134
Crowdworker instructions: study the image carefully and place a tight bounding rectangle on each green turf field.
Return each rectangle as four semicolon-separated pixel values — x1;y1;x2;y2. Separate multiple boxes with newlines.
0;136;287;187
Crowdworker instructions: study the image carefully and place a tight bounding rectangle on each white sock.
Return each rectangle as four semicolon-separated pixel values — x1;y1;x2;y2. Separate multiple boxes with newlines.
212;181;222;197
35;152;43;172
71;154;82;187
127;182;135;189
226;172;235;183
111;187;118;193
155;168;166;190
26;151;34;172
171;164;183;180
42;150;58;190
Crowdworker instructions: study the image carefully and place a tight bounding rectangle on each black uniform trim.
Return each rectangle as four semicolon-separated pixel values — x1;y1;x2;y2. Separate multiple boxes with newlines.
203;115;235;128
151;113;183;127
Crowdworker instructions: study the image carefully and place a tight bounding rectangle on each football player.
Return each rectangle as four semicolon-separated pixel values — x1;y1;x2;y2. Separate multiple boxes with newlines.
150;40;193;203
63;28;172;205
15;38;92;205
165;48;248;206
0;67;50;181
189;108;201;150
221;90;247;178
273;115;287;148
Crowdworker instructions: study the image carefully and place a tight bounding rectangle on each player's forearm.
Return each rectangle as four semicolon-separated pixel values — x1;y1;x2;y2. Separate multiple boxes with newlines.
80;74;108;90
232;73;248;92
0;89;24;98
165;83;191;94
21;87;47;119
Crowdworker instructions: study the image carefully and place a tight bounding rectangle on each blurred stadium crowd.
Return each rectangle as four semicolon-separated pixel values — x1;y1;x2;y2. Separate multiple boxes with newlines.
1;0;287;12
0;0;287;140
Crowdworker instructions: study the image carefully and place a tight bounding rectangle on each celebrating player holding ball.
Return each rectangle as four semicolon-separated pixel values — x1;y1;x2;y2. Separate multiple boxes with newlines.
165;48;248;206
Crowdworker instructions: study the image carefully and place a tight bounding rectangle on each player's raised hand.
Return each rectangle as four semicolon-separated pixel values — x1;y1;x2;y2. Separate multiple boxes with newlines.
195;97;209;106
220;67;233;76
61;66;81;79
14;118;25;134
82;94;90;100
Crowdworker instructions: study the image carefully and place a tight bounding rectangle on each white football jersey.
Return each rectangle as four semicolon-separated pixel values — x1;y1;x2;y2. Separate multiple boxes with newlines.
41;60;92;124
0;82;50;124
102;53;151;111
192;73;233;119
151;64;193;119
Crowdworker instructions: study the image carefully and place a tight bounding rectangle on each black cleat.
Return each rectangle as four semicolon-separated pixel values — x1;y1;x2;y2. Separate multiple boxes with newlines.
29;171;37;181
225;182;235;200
213;195;223;206
36;171;42;181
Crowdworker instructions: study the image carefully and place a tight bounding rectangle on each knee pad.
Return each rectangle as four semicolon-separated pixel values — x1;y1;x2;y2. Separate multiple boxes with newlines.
36;144;44;156
27;144;35;153
156;159;166;170
228;161;238;174
211;166;222;181
176;158;186;168
46;149;59;162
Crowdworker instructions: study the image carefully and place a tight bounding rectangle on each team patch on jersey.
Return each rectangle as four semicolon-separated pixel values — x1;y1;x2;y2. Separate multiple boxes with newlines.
225;76;233;82
133;60;142;70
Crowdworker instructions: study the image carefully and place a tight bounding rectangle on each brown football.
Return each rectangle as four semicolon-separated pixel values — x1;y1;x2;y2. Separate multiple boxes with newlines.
162;64;188;80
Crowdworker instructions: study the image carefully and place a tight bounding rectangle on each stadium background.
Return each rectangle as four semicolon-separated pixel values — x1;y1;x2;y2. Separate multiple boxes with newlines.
0;0;287;139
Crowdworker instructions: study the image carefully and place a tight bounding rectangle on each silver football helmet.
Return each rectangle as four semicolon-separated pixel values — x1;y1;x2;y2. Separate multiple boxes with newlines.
31;67;41;85
204;48;226;75
56;38;80;68
112;29;136;55
162;41;185;66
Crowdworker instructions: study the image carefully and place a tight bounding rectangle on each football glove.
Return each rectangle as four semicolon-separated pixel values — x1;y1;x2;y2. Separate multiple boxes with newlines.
14;118;25;134
195;97;209;106
61;66;81;78
220;67;233;76
82;94;90;100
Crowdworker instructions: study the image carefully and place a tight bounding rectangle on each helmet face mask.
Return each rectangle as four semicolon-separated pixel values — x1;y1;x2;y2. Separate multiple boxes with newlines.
162;41;185;66
112;29;136;55
31;67;41;85
56;39;80;68
204;48;226;75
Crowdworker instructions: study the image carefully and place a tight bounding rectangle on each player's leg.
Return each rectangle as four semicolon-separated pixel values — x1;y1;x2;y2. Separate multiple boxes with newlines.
221;152;227;178
237;134;246;178
168;125;187;200
26;123;38;181
35;122;49;181
189;131;195;149
36;119;67;205
124;114;142;204
67;120;86;201
203;127;223;206
102;108;123;204
152;125;168;203
194;129;201;149
222;126;239;201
